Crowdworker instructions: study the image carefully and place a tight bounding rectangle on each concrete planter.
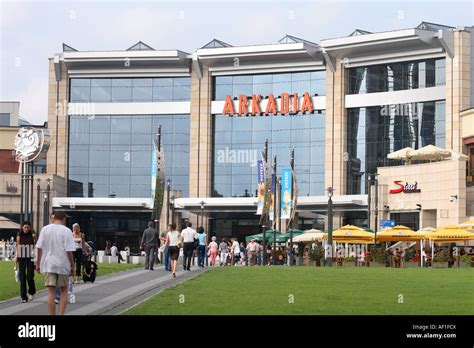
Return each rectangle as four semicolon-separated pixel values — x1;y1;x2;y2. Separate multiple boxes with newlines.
432;261;447;268
130;256;146;264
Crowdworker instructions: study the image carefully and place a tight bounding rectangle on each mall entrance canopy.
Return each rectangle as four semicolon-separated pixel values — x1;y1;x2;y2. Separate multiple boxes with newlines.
173;195;368;214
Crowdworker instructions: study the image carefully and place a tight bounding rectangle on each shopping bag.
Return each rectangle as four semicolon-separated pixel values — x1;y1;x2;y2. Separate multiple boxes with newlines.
68;278;75;304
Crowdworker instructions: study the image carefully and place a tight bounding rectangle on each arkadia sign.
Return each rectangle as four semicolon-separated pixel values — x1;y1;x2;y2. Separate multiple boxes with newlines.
389;180;421;194
222;92;314;116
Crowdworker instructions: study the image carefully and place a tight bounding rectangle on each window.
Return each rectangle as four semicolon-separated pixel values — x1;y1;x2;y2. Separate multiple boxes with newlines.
70;77;191;102
213;70;326;100
213;112;326;197
346;101;446;194
68;114;190;198
347;58;446;94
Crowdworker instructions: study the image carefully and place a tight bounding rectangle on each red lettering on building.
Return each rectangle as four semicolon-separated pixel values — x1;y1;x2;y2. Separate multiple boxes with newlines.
221;92;315;116
389;180;420;194
280;93;290;115
251;94;262;116
222;96;235;116
265;94;277;115
238;95;249;116
300;92;313;113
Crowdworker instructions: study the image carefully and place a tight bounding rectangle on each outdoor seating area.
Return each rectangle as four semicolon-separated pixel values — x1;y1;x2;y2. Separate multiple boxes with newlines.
242;219;474;268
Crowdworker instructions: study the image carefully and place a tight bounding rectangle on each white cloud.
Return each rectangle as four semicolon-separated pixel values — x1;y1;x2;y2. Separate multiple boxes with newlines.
16;77;48;125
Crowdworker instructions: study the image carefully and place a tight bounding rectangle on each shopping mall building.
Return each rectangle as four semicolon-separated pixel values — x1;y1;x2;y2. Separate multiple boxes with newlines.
41;22;474;249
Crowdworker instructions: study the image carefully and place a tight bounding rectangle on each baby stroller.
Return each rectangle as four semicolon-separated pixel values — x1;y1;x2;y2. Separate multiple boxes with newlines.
82;241;98;283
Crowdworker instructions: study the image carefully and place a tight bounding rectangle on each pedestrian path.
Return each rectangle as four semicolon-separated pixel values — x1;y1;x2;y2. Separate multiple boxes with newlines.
0;266;206;315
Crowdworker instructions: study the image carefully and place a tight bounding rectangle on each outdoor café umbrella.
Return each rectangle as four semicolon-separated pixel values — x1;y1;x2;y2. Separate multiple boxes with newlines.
0;216;21;230
458;218;474;230
292;229;325;243
376;225;424;242
245;232;272;243
387;147;415;163
410;144;452;161
267;231;303;243
426;226;474;243
323;225;374;242
425;226;474;264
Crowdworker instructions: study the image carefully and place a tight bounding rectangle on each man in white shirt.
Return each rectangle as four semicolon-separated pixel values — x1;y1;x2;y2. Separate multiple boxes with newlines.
35;211;76;315
232;238;240;265
181;222;197;271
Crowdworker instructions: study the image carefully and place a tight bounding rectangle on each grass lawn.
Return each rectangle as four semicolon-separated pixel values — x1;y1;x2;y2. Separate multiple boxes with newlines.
0;261;141;301
124;267;474;315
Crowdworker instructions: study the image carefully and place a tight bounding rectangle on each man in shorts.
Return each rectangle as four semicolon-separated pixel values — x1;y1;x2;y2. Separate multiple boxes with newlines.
35;211;76;315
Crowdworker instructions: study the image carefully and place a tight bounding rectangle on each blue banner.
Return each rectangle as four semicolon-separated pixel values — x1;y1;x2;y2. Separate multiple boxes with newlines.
150;139;157;208
280;168;292;219
269;174;275;221
256;160;265;215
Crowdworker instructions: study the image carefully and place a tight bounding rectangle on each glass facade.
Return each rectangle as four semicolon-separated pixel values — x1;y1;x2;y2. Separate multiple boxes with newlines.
69;77;191;102
68;114;190;198
346;101;446;194
213;112;326;197
214;71;326;100
347;59;445;94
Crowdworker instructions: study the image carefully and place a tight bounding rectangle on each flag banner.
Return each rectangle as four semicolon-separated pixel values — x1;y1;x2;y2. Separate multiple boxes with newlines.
287;164;298;229
280;167;292;219
256;160;265;215
151;138;165;220
259;152;272;227
269;174;275;221
151;140;157;208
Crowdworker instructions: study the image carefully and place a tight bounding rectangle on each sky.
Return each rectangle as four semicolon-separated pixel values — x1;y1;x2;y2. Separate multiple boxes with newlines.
0;0;473;124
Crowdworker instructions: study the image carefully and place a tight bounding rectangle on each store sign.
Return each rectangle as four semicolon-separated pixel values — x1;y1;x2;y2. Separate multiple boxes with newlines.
389;180;421;194
222;92;313;116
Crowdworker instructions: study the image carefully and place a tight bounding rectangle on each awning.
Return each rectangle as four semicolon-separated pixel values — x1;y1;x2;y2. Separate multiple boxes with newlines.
0;216;21;230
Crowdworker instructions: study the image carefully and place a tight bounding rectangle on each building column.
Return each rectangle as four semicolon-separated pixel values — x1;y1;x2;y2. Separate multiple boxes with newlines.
188;66;213;231
446;29;471;153
46;59;69;180
325;61;347;197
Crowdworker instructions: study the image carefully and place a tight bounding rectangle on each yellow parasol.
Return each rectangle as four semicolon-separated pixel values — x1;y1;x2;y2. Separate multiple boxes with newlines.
324;225;374;242
426;226;474;242
458;218;474;230
376;225;424;242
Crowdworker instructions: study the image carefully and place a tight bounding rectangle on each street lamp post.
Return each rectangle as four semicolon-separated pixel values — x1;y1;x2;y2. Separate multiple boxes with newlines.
272;156;277;266
42;178;51;228
262;139;268;266
166;179;171;226
36;178;41;233
327;186;334;267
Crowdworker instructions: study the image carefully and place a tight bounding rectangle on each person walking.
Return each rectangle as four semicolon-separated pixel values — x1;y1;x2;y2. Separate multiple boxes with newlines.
71;223;87;283
159;230;171;271
181;222;196;271
231;238;240;265
15;222;36;303
246;239;257;266
35;211;76;315
140;221;159;270
165;223;180;278
196;226;207;268
219;238;228;267
207;236;218;266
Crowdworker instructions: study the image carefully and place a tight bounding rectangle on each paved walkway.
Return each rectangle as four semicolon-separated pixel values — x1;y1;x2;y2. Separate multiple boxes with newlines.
0;266;206;315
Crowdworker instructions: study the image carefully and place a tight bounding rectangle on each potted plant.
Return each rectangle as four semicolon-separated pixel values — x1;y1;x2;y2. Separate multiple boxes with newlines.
308;244;324;266
343;256;356;267
459;254;472;268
